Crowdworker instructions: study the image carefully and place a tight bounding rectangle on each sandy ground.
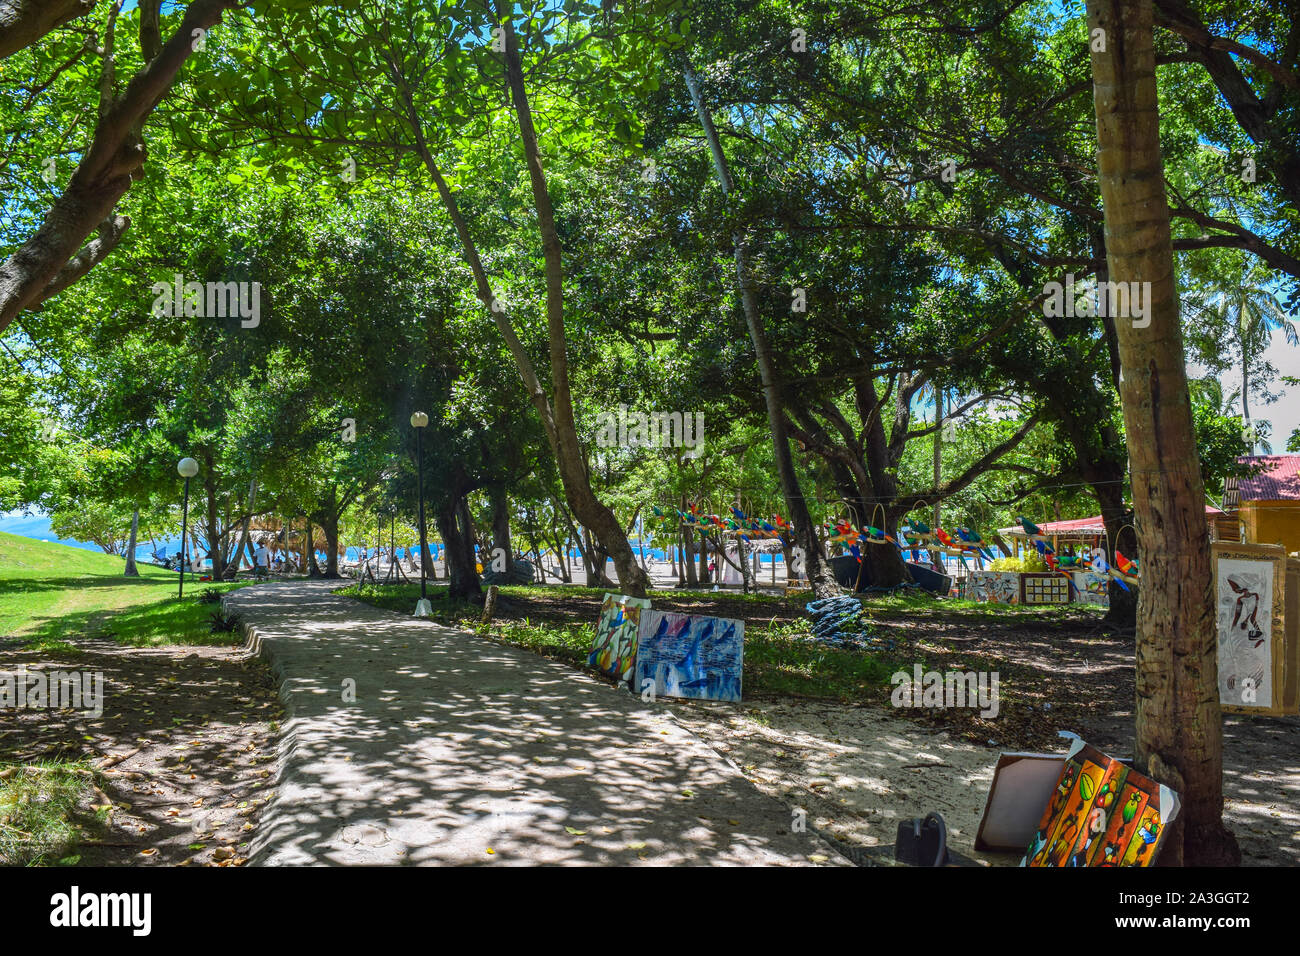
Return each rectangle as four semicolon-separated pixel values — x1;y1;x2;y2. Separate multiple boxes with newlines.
670;696;1300;867
0;639;283;866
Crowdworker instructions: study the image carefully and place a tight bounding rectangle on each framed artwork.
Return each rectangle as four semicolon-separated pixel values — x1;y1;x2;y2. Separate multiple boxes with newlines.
588;593;651;686
1213;542;1290;716
1020;573;1071;605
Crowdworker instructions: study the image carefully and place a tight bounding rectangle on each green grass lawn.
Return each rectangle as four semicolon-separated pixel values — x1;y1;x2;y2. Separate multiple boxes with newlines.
0;531;251;649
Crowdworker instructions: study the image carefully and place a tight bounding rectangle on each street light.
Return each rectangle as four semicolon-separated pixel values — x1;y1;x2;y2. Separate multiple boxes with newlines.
410;411;432;617
177;457;199;598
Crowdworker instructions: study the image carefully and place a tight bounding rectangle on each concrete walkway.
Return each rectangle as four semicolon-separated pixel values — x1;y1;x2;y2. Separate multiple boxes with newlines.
226;581;843;865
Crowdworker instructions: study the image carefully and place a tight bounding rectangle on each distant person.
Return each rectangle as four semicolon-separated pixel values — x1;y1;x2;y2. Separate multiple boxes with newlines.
254;541;270;576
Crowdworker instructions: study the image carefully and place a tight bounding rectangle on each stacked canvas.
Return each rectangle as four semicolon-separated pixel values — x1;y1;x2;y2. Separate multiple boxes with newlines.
588;594;744;703
976;739;1180;867
1023;739;1177;867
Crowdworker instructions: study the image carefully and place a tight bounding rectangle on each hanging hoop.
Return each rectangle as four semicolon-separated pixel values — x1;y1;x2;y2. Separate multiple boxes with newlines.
871;502;886;532
1108;522;1138;561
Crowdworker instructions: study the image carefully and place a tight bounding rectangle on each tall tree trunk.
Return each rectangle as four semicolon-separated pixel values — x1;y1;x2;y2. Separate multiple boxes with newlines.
455;496;477;577
306;520;321;577
682;526;698;587
490;485;514;574
737;536;753;594
384;16;646;597
321;515;340;578
1241;354;1252;450
494;13;648;596
233;479;258;571
1087;0;1238;866
684;62;837;598
931;390;946;571
436;500;482;600
203;476;225;581
122;508;140;576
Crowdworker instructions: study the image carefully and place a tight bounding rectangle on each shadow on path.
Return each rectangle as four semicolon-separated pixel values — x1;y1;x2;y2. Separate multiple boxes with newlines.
227;580;844;866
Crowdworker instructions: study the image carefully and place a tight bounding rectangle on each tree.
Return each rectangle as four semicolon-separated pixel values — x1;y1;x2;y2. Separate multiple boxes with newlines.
1087;0;1238;865
1185;260;1298;448
0;0;245;333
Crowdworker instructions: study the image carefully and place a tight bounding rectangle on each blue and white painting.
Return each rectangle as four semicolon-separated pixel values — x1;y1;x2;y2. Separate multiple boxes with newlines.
635;610;743;703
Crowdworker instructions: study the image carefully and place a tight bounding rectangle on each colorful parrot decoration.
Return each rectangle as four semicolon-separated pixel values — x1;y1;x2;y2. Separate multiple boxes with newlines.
861;524;900;547
1112;551;1140;585
955;527;996;562
1018;515;1049;541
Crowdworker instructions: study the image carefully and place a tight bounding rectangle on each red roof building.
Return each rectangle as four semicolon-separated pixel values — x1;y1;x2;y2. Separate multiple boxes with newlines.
1224;455;1300;553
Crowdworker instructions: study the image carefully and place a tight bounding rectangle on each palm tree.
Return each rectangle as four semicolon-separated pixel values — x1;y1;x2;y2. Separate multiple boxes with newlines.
1185;268;1298;451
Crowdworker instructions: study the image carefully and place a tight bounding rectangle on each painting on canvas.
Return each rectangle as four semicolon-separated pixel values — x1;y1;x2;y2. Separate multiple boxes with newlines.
588;593;651;686
635;610;743;702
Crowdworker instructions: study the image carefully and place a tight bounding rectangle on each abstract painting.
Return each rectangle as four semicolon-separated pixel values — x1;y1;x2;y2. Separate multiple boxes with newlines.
588;593;651;686
967;570;1020;605
634;610;743;702
1213;542;1288;715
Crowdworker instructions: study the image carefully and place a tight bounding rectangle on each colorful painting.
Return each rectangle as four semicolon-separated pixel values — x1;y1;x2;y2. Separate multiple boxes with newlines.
1022;738;1178;868
1213;542;1287;715
1071;570;1110;607
967;570;1020;605
588;593;651;686
634;610;743;702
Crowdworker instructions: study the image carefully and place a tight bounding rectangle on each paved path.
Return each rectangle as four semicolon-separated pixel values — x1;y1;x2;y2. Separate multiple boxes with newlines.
226;581;843;865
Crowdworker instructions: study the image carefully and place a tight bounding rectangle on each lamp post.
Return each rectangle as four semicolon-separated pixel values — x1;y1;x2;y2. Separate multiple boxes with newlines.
410;411;432;617
177;457;199;598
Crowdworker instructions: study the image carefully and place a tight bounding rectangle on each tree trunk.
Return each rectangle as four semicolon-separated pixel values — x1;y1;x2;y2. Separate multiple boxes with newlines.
321;515;340;578
306;521;321;577
122;508;140;577
490;485;514;574
737;536;753;594
203;477;225;581
495;13;649;597
682;527;698;587
455;496;478;575
436;500;482;600
684;62;837;598
1087;0;1238;866
233;479;258;571
1241;355;1251;449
